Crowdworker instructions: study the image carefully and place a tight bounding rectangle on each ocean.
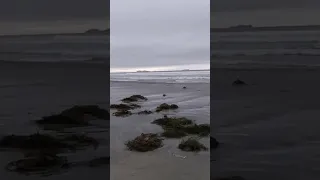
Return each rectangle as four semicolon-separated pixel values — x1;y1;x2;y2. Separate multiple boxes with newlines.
110;70;210;84
0;34;109;63
211;30;320;179
211;30;320;68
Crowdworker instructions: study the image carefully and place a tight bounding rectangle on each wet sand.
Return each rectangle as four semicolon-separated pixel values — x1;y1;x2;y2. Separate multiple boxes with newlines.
110;81;210;180
211;67;320;180
0;62;110;179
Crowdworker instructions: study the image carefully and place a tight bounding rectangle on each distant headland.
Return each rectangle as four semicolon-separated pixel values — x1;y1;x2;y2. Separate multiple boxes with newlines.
0;28;110;37
84;29;110;34
211;25;320;32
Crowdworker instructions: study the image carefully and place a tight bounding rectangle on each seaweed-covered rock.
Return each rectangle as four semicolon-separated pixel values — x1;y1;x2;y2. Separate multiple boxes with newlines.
211;136;219;149
155;103;179;112
126;133;163;152
129;103;142;109
60;105;109;120
178;138;208;152
152;116;210;137
161;128;187;138
113;110;132;117
232;79;247;86
36;114;89;127
121;95;148;102
110;103;141;110
35;105;109;128
182;124;210;136
152;116;193;128
137;110;153;115
5;154;68;175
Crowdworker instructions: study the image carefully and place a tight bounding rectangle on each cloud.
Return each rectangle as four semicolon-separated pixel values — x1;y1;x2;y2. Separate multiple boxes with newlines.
211;0;320;12
110;0;210;69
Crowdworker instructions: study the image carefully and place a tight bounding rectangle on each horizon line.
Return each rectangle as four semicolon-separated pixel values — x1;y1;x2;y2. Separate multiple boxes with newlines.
110;69;210;73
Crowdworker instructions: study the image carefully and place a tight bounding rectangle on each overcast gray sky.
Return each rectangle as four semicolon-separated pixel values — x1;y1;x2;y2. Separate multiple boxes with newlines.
0;0;109;35
110;0;210;72
212;0;320;27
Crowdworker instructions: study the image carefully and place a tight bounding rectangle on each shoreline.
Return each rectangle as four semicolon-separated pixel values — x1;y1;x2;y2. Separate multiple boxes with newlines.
110;81;210;180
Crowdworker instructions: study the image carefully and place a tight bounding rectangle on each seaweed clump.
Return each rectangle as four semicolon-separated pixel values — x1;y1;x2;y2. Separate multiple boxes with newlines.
121;95;148;102
178;138;208;152
113;110;132;117
60;105;109;120
5;154;68;176
182;124;210;136
155;103;179;112
36;115;89;128
152;116;193;128
125;133;163;152
152;116;210;137
35;105;110;129
137;110;153;115
110;103;141;110
161;129;187;138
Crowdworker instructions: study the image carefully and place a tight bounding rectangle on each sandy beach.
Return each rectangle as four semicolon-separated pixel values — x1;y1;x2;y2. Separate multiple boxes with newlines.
211;67;320;180
0;61;110;179
110;81;210;180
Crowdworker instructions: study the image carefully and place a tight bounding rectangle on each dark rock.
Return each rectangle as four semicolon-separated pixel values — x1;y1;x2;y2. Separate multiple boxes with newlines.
183;86;187;89
163;94;166;97
232;79;247;86
211;136;219;149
